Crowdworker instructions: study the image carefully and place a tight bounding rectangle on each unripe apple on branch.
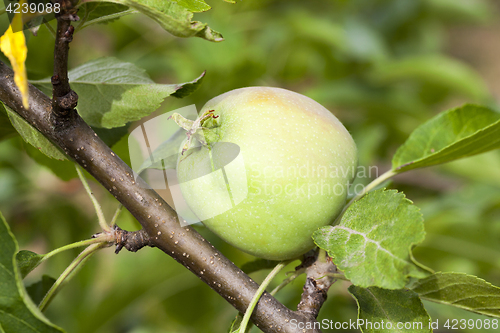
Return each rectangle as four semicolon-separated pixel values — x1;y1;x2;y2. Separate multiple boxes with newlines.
171;87;358;260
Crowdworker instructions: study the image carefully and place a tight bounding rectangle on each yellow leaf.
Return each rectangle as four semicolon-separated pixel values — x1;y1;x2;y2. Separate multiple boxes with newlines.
1;1;29;109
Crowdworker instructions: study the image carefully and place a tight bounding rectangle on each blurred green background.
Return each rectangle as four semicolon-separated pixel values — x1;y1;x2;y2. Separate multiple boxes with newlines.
1;0;500;332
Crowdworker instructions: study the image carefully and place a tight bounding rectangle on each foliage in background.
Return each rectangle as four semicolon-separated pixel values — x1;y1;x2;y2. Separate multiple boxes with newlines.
1;0;500;332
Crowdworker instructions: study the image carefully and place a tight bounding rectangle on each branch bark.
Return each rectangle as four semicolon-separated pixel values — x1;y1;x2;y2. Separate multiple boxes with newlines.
0;61;322;333
109;225;156;254
297;251;338;319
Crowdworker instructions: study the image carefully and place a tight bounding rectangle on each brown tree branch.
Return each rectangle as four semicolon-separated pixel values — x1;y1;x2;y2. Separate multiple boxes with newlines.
51;0;79;116
0;61;322;333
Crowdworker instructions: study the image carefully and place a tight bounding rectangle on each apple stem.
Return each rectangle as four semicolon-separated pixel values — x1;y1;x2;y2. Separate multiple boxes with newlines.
238;260;292;332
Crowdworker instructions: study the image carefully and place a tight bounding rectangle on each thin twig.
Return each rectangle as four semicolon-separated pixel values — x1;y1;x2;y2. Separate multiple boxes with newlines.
109;204;123;227
0;61;322;332
239;261;290;332
40;236;112;264
51;0;78;117
76;165;111;232
39;242;107;312
297;251;338;319
270;268;306;296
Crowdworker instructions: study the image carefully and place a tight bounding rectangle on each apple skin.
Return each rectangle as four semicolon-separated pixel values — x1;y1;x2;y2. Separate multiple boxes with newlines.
176;87;357;260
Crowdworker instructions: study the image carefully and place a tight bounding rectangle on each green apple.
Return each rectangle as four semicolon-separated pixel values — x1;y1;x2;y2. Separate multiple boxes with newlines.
172;87;357;260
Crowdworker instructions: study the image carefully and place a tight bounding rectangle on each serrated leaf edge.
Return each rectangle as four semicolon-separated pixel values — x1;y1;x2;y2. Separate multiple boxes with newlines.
392;104;500;172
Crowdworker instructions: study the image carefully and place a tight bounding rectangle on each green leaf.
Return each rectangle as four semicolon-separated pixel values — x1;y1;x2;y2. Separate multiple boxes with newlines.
75;2;135;31
171;70;205;98
0;212;65;333
16;250;44;278
370;55;489;100
26;276;57;306
32;58;205;128
392;104;500;173
0;102;18;141
349;286;431;333
313;189;429;289
411;272;500;318
240;259;281;275
84;0;223;42
2;102;67;160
